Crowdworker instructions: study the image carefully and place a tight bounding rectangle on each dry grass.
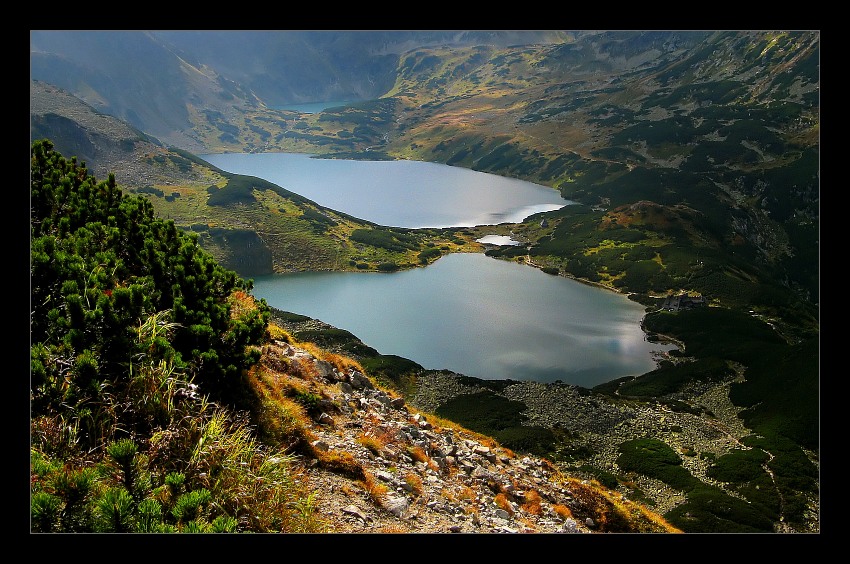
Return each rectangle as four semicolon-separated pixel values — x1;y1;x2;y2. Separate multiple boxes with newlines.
227;289;258;319
407;445;429;464
517;516;539;531
458;485;476;503
520;490;543;515
377;525;410;533
289;355;321;381
442;484;476;505
266;323;292;343
423;412;504;450
322;351;364;374
562;477;681;533
494;492;515;515
316;449;365;480
553;503;573;519
295;341;364;375
244;368;312;446
356;432;388;456
360;471;389;504
403;472;424;496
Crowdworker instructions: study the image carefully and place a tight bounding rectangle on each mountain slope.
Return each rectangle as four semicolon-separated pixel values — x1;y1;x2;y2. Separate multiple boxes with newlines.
31;80;477;278
30;138;678;534
29;30;819;534
29;31;569;152
358;31;820;316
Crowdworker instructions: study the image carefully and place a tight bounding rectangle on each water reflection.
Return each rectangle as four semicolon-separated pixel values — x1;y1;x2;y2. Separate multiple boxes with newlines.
252;253;674;387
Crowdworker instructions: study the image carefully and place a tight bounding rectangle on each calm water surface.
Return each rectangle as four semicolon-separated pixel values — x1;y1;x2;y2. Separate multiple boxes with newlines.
270;100;357;113
202;152;669;385
199;152;568;228
252;253;673;387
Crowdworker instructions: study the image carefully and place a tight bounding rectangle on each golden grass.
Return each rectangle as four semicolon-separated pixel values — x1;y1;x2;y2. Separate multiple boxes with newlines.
289;355;321;381
562;476;682;533
403;472;424;496
244;368;312;447
552;504;573;519
517;516;538;531
494;492;515;515
228;290;259;319
316;449;365;480
458;485;477;503
407;445;429;464
520;490;543;516
423;412;503;449
356;432;388;456
360;471;389;504
377;525;410;533
322;351;364;374
266;323;292;343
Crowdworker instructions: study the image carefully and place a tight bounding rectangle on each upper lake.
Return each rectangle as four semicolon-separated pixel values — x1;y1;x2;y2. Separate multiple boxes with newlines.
269;100;357;114
199;152;568;228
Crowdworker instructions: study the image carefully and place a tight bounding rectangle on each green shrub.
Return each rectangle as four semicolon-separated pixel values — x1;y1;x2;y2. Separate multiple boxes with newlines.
172;489;212;524
664;485;775;533
93;487;136;532
31;492;63;533
616;438;698;492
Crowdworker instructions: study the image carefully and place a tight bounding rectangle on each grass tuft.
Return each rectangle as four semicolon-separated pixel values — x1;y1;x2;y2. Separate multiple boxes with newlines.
361;471;389;504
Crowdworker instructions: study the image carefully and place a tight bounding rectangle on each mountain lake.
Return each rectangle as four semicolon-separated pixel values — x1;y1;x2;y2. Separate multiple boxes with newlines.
199;152;674;386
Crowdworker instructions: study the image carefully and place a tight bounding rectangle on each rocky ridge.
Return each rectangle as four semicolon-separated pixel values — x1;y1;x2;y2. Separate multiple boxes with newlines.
262;339;679;534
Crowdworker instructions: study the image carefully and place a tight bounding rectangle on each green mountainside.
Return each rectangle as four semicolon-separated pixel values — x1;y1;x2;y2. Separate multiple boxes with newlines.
31;80;475;278
30;30;819;534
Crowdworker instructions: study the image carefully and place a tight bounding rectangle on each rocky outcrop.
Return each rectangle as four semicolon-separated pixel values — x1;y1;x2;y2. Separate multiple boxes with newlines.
264;340;678;533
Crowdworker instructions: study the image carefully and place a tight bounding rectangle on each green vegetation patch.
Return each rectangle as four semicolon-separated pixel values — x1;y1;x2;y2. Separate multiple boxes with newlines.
435;391;554;456
350;228;420;252
707;447;770;483
616;438;698;491
663;485;776;533
643;308;784;363
612;357;734;398
730;338;819;449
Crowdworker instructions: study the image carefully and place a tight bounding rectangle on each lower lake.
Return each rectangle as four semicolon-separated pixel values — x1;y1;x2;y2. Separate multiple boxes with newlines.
251;252;674;387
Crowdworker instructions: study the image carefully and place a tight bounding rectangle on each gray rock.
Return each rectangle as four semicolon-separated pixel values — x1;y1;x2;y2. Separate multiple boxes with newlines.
342;504;369;523
382;495;409;517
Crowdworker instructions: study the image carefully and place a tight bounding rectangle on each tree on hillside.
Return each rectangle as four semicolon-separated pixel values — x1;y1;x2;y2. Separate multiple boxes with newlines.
30;138;269;448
